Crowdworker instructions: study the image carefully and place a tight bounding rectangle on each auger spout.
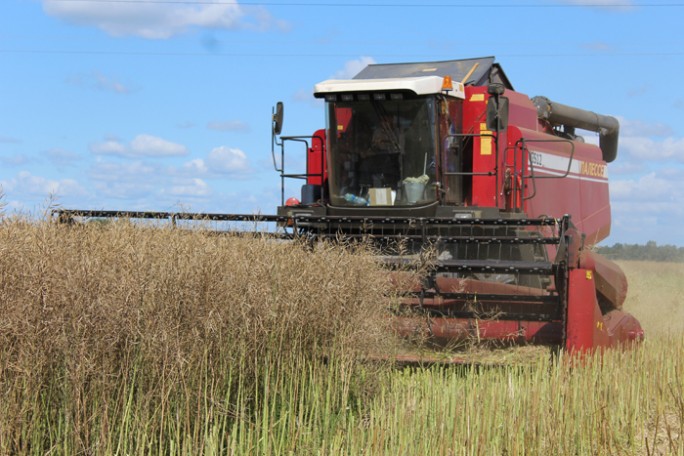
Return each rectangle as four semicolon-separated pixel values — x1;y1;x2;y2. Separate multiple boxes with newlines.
532;95;620;163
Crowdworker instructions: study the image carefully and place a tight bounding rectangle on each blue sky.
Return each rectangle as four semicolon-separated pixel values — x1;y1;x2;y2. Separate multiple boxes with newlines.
2;0;684;245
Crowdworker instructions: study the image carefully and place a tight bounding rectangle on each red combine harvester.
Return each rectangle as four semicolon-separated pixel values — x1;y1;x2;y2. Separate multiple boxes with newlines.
56;57;643;354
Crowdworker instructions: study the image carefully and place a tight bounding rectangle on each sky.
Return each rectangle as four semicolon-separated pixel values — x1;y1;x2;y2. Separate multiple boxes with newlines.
2;0;684;245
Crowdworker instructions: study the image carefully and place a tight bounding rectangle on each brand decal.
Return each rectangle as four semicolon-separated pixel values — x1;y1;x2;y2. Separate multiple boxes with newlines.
527;149;609;183
580;161;607;178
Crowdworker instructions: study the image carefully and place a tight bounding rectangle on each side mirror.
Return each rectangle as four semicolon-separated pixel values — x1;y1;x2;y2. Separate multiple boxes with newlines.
272;101;284;136
486;96;509;132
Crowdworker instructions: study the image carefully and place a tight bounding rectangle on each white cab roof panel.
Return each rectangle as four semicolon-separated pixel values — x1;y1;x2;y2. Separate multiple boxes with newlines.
314;76;465;99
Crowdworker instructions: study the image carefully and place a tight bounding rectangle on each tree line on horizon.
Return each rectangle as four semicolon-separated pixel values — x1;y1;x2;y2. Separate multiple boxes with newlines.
596;240;684;262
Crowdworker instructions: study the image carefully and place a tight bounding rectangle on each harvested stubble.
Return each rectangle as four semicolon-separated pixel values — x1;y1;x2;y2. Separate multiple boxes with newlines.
619;260;684;335
0;218;394;454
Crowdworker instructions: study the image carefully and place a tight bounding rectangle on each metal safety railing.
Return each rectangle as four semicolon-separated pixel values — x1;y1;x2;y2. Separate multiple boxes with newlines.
272;133;325;206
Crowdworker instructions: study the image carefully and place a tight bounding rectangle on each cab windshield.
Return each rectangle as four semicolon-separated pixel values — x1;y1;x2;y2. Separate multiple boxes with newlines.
326;95;438;206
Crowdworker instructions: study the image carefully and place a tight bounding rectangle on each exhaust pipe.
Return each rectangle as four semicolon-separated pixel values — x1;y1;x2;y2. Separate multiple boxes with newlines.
532;96;619;163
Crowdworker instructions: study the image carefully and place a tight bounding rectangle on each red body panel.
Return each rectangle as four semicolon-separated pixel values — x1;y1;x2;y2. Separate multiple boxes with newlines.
459;87;612;245
306;129;327;186
463;86;498;207
566;269;609;352
566;269;643;353
506;126;611;245
579;250;628;309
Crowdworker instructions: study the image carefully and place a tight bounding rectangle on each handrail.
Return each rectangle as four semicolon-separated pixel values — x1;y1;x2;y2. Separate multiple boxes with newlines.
518;138;575;202
272;134;324;205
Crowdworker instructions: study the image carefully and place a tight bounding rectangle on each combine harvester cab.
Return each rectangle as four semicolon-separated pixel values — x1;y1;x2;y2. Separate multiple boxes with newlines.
273;56;644;355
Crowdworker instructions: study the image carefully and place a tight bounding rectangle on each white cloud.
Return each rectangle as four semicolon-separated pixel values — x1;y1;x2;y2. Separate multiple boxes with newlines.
180;146;251;177
609;171;684;244
182;158;209;174
42;0;286;39
607;161;645;176
90;139;127;156
90;134;188;158
90;160;159;182
93;181;155;200
619;136;684;162
168;178;211;197
606;117;684;162
1;171;87;198
610;172;678;202
182;146;250;176
90;161;161;199
131;134;187;156
604;115;684;243
207;146;249;173
618;117;673;137
332;56;376;79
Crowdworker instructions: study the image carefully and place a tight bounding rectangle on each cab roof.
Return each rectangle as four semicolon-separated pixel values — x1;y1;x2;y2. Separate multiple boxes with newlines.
353;56;513;89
